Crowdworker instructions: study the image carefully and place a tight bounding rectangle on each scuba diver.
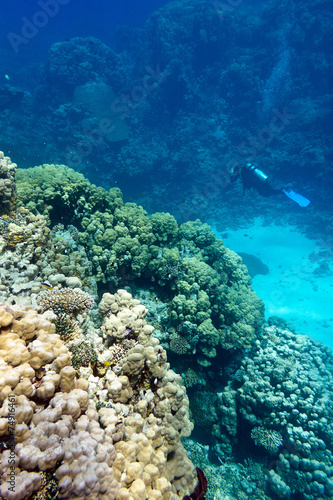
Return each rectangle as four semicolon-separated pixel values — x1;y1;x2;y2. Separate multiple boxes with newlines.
230;163;310;207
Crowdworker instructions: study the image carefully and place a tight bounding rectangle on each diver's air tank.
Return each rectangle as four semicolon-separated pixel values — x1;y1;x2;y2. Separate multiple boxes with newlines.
246;163;268;182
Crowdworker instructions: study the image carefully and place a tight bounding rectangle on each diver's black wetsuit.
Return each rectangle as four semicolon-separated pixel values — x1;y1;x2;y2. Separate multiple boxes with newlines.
239;164;282;197
230;163;311;207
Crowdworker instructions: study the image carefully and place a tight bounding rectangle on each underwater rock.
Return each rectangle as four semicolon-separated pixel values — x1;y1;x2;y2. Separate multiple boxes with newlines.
238;252;269;278
0;87;24;110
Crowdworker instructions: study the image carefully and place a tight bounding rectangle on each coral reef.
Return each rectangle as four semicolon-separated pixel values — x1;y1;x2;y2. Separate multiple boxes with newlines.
38;287;94;315
0;152;17;215
0;0;332;496
214;325;333;499
0;0;332;248
0;205;94;305
16;164;265;369
4;152;333;499
0;295;197;499
45;37;126;90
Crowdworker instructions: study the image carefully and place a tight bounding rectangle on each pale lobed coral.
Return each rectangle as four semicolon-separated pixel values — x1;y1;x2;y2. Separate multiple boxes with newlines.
0;303;113;500
0;152;94;304
0;292;197;499
0;208;53;296
0;151;17;215
93;289;196;496
0;211;93;306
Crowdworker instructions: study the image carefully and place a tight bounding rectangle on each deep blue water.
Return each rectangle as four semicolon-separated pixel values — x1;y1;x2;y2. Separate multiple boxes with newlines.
1;0;171;81
1;0;331;259
1;0;170;56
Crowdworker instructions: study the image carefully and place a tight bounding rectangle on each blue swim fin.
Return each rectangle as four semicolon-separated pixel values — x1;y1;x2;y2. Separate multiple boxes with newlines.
283;189;310;207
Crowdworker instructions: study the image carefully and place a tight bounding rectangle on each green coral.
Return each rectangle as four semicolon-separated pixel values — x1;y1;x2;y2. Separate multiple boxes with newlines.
178;220;216;249
189;391;218;429
16;164;264;366
197;319;219;347
150;212;178;242
69;341;98;369
16;164;122;225
114;203;155;243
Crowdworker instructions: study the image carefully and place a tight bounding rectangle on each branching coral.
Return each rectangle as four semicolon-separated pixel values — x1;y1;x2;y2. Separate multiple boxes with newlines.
50;305;81;341
251;426;283;453
38;287;94;314
69;341;98;370
37;287;94;340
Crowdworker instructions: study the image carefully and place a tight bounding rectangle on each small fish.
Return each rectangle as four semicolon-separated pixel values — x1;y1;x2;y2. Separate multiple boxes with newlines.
4;74;10;80
153;297;159;303
103;361;111;367
42;281;53;289
244;234;249;237
0;216;9;225
35;241;46;247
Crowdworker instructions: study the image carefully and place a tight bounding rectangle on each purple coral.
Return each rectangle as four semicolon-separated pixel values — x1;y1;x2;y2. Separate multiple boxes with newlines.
183;467;208;500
